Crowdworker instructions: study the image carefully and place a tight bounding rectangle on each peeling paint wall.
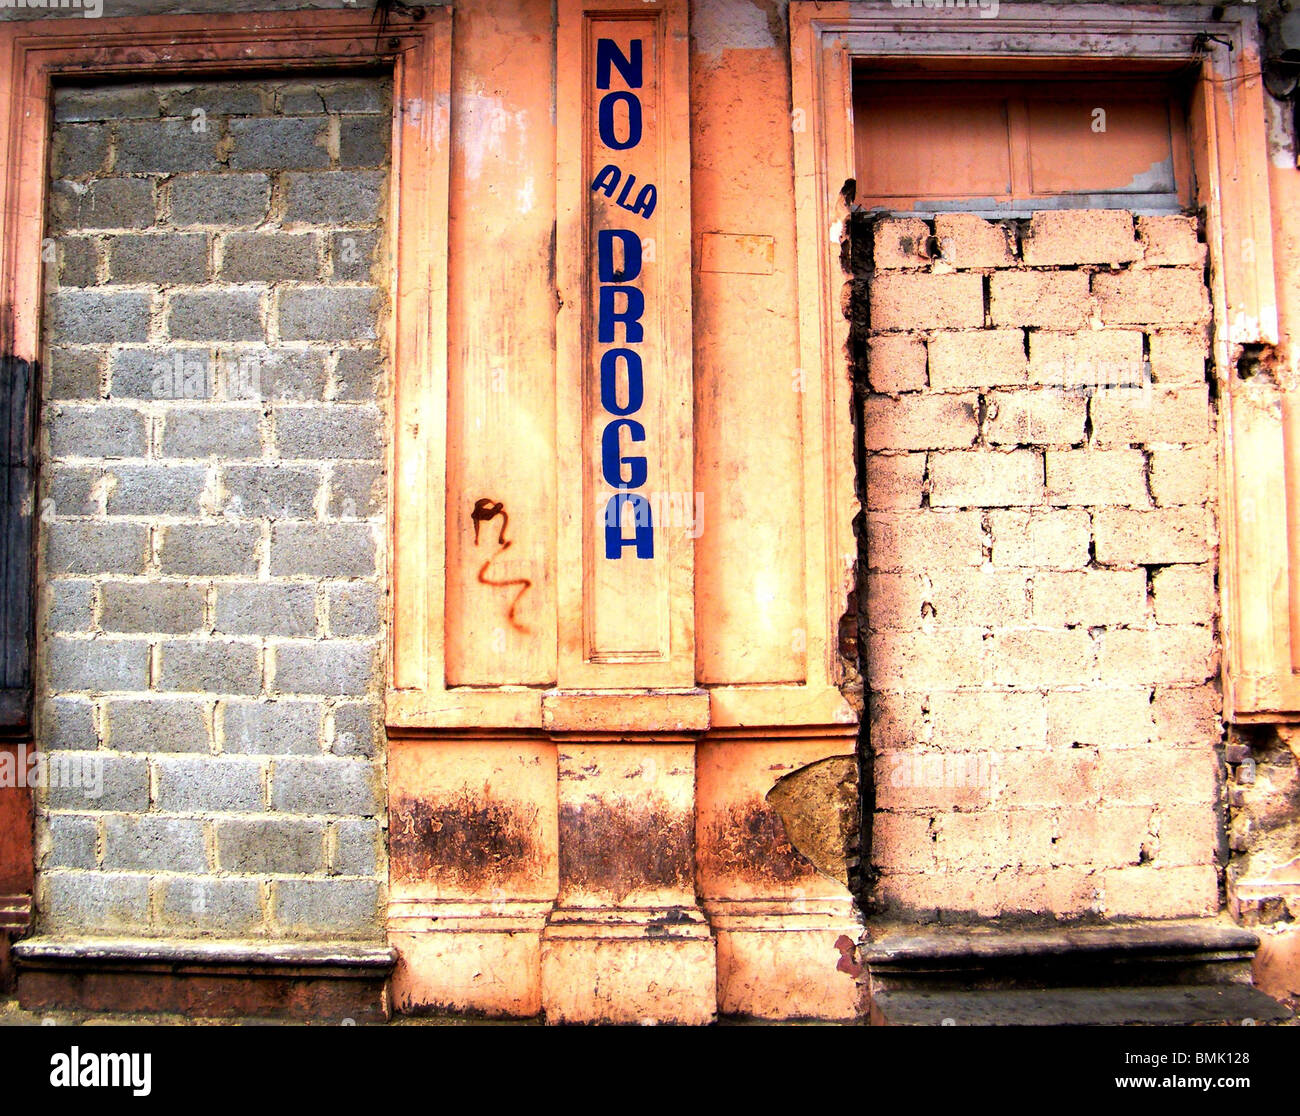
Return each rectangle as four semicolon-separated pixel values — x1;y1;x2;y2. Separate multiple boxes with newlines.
1227;726;1300;1002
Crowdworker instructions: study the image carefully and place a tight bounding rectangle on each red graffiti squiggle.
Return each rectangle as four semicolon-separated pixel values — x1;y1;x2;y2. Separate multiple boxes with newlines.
471;498;532;632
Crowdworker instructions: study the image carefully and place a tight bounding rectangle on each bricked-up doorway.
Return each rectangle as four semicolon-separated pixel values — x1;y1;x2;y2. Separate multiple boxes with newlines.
36;72;395;938
850;66;1227;922
0;9;451;1019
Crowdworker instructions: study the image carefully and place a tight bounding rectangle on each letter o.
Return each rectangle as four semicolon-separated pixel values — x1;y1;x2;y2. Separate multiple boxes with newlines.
600;349;644;416
598;91;642;151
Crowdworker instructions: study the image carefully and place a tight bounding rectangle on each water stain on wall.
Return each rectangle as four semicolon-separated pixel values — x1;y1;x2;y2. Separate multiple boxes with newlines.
558;796;693;900
700;797;820;885
391;787;541;887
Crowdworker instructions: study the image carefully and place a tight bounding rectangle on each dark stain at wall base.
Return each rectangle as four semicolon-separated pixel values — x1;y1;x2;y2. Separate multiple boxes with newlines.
390;788;540;887
558;798;693;900
700;799;819;885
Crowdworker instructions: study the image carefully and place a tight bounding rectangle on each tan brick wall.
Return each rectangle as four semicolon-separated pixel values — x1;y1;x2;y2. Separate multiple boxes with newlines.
862;210;1221;922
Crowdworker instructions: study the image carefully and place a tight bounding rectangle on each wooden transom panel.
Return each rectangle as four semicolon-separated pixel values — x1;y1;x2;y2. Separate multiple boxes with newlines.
854;75;1194;216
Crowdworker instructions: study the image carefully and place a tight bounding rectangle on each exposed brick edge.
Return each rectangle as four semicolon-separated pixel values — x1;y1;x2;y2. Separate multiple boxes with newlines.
0;895;34;992
0;893;32;932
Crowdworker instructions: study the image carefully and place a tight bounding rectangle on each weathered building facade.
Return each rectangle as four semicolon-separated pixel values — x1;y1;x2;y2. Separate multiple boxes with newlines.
0;0;1297;1024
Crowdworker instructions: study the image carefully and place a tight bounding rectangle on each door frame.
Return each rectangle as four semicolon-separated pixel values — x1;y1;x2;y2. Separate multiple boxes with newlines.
788;1;1292;724
0;1;451;971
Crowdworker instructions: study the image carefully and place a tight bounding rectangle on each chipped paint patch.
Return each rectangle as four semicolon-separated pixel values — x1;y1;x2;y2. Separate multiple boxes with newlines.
690;0;777;60
454;91;529;185
766;756;859;888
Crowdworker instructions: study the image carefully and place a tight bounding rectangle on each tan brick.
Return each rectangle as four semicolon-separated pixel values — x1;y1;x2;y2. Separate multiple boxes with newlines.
874;753;997;812
1019;806;1092;863
1099;744;1217;806
1028;329;1145;388
934;213;1016;269
1153;564;1215;624
931;810;1015;867
996;748;1101;806
865;393;978;451
884;858;1103;919
867;333;928;393
866;629;988;690
866;511;985;570
986;389;1086;446
1136;215;1206;267
1092;269;1210;326
928;449;1043;507
1035;806;1112;867
1152;684;1220;743
1149;802;1219;866
990;271;1091;328
985;628;1097;688
1045;448;1149;506
1094;507;1211;564
1102;864;1217;918
1091;384;1210;445
1148;329;1209;384
871;811;937;872
866;572;923;630
1033;569;1148;626
1011;808;1080;867
866;451;926;510
872;570;1030;633
1046;688;1155;747
1000;811;1068;869
870;272;984;330
928;329;1026;389
1087;805;1164;868
929;690;1046;750
1097;626;1215;685
873;217;931;269
874;869;1002;917
990;867;1101;917
1150;443;1214;506
1021;209;1141;266
989;509;1090;569
928;569;1032;626
866;690;927;750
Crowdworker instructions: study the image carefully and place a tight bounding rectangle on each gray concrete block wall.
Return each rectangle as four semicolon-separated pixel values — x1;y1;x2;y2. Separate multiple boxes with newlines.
34;77;392;941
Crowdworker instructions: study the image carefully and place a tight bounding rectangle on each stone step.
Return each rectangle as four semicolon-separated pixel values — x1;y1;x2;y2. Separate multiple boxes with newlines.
870;984;1292;1026
863;920;1265;991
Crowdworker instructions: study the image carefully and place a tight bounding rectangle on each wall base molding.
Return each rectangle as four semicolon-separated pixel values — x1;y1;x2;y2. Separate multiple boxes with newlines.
13;937;396;1022
541;906;717;1025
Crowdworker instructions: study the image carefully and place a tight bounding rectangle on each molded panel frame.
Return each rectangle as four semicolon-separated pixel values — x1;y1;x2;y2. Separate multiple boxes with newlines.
789;1;1291;721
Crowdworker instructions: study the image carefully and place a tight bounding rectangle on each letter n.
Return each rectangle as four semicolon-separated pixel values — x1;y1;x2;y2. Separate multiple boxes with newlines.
596;38;643;89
